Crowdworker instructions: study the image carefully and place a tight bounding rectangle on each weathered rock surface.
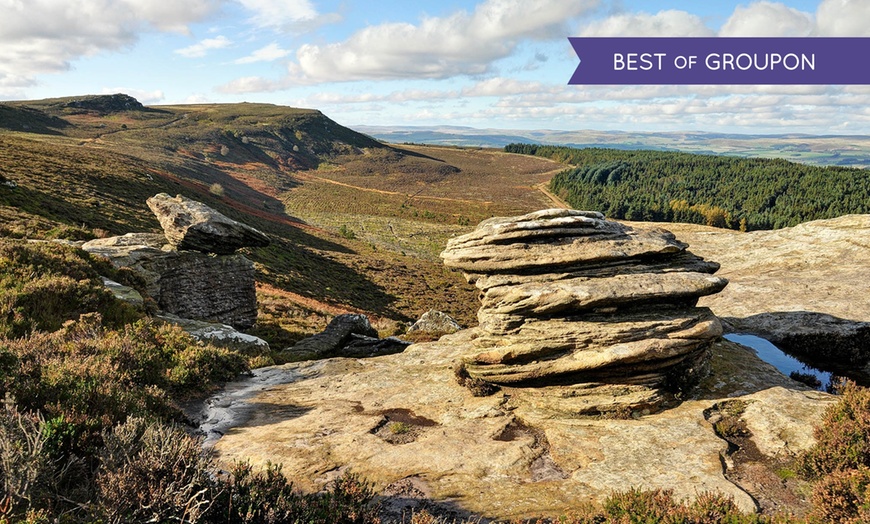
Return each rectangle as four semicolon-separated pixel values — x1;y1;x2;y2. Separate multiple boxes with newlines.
284;313;408;360
659;215;870;371
146;193;270;254
407;310;462;335
83;237;258;328
441;209;686;273
203;332;834;520
157;313;269;353
440;209;726;410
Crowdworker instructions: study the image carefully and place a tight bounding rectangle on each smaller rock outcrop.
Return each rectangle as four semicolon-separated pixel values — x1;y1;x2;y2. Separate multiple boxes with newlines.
441;209;728;414
82;197;264;328
407;310;462;335
146;193;270;255
285;313;410;359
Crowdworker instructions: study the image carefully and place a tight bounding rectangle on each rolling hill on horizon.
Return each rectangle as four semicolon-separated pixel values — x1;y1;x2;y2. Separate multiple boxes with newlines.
356;123;870;167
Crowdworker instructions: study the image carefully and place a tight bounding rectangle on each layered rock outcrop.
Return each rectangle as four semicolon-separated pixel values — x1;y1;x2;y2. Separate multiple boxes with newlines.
441;209;727;401
83;195;268;328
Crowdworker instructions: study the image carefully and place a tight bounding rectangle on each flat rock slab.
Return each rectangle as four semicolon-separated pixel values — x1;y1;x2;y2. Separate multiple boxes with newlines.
147;193;270;255
203;331;834;520
660;215;870;323
442;209;686;273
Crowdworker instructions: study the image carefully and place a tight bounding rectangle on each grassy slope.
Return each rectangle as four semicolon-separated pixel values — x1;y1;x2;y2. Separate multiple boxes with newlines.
0;95;564;347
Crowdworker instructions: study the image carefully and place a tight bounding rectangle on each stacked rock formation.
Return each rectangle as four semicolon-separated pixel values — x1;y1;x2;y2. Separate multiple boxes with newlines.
83;194;270;328
441;209;727;398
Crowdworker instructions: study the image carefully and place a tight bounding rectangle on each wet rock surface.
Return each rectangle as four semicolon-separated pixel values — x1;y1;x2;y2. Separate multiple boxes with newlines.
204;332;833;520
662;215;870;375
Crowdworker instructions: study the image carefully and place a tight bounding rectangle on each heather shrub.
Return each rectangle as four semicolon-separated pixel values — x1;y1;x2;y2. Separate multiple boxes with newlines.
799;381;870;478
95;418;214;523
0;314;248;459
0;239;142;338
810;467;870;523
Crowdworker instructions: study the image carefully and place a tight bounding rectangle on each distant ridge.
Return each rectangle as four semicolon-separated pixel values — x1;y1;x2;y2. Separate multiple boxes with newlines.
355;124;870;167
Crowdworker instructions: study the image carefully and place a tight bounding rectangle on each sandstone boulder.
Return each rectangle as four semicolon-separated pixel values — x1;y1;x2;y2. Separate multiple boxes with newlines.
157;313;269;353
201;332;834;520
440;209;727;412
407;310;462;335
146;193;270;254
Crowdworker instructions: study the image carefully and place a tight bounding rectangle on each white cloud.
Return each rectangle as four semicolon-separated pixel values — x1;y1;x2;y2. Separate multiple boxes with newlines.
216;75;286;93
233;43;290;64
100;87;165;104
816;0;870;36
0;0;220;94
580;10;713;37
175;35;232;58
461;77;548;97
236;0;325;30
292;0;601;82
719;1;813;37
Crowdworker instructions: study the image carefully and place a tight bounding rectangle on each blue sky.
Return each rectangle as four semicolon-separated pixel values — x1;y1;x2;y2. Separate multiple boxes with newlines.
2;0;869;134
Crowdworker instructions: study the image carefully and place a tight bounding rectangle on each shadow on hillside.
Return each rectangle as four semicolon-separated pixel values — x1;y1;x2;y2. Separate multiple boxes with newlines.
391;144;455;163
0;105;71;135
249;237;405;319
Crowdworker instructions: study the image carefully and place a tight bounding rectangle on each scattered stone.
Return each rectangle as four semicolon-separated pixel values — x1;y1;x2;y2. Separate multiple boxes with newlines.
341;335;412;358
285;313;379;359
407;310;462;334
157;313;269;353
83;232;167;250
146;193;270;254
440;209;727;414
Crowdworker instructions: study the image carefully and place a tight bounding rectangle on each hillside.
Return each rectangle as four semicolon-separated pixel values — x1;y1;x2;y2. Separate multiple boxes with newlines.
0;95;562;346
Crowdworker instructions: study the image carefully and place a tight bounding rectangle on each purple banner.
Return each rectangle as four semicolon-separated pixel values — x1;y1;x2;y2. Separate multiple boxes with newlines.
568;37;870;85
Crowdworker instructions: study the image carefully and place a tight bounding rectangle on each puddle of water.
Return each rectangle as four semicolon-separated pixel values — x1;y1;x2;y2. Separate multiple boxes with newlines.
724;333;834;391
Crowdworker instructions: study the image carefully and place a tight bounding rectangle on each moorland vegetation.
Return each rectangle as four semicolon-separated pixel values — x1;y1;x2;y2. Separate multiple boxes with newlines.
2;95;870;521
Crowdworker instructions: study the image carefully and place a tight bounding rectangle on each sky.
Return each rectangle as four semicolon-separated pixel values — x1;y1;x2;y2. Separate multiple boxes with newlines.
2;0;870;134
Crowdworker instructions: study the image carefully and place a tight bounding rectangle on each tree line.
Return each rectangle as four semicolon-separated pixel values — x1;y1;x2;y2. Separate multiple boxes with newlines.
505;143;870;230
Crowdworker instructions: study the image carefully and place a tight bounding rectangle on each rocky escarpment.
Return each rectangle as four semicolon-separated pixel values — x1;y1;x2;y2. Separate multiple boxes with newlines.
83;195;269;329
200;209;842;520
441;209;727;413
